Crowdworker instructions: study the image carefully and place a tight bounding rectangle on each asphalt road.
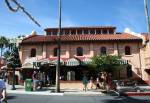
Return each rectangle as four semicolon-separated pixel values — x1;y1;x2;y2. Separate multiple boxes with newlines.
7;94;150;103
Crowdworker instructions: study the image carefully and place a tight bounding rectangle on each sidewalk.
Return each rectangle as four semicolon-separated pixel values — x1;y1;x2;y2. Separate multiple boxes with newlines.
6;84;104;96
7;84;150;96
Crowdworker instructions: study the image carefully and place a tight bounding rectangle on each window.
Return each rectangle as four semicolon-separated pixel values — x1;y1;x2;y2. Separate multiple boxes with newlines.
125;46;131;55
83;30;88;34
52;30;57;35
31;48;36;57
101;47;106;54
102;29;107;34
90;30;95;34
96;30;101;34
109;29;114;34
65;30;69;35
71;30;76;35
127;65;132;78
54;48;58;57
77;30;82;35
76;47;83;56
47;31;51;35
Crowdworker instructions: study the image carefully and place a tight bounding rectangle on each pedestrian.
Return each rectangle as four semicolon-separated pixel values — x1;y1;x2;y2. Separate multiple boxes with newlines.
42;72;46;86
46;75;50;86
89;76;94;89
32;71;38;91
96;77;100;89
82;75;88;91
0;73;7;103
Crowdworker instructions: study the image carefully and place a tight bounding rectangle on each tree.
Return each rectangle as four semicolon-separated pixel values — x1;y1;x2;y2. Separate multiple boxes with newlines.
0;36;9;57
6;45;21;90
91;54;126;73
91;54;127;90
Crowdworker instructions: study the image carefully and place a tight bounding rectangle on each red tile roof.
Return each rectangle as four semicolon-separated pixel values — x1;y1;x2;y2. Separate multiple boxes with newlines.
21;33;142;44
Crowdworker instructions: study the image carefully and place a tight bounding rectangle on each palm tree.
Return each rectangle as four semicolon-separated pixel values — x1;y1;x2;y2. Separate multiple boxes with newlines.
0;36;9;57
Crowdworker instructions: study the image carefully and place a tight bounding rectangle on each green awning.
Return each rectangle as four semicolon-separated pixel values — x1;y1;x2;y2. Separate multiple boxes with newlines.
81;58;92;65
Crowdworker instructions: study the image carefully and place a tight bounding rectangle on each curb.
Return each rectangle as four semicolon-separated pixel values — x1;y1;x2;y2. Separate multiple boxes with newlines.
64;92;104;96
120;92;150;96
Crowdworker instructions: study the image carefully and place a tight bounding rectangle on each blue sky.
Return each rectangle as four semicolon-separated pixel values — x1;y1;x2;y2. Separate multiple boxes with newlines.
0;0;149;38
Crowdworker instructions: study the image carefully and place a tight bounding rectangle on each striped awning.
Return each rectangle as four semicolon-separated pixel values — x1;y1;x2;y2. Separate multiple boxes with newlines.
22;57;37;69
65;58;80;66
119;59;129;65
51;59;64;65
21;62;34;69
24;57;37;64
36;58;50;65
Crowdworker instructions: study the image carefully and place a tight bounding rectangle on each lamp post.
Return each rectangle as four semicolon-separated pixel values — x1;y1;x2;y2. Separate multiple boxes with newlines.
55;0;61;93
144;0;150;45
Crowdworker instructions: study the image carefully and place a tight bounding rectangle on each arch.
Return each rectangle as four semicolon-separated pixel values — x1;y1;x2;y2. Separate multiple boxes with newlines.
125;46;131;55
30;48;36;57
100;46;107;54
76;47;83;56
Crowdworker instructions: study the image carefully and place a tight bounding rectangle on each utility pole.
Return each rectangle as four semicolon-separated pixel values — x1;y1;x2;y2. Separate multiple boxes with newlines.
144;0;150;45
55;0;61;93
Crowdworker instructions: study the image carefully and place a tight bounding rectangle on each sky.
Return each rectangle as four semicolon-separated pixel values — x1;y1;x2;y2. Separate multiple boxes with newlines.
0;0;150;38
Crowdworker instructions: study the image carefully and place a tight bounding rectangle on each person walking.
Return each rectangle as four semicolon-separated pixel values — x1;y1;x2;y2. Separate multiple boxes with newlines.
96;77;100;89
0;74;7;103
32;71;38;91
89;76;94;89
82;75;88;92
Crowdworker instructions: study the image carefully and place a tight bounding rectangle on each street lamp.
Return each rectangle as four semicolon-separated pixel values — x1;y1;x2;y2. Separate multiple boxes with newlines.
55;0;62;93
144;0;150;45
5;0;41;27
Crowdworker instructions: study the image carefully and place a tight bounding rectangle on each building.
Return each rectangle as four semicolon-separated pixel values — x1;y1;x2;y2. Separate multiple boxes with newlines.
19;26;150;85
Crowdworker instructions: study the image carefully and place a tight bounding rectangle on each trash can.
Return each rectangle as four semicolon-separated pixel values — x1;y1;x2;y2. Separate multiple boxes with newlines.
25;79;33;91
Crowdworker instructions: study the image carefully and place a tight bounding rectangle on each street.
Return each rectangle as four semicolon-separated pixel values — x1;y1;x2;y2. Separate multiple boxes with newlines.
7;93;150;103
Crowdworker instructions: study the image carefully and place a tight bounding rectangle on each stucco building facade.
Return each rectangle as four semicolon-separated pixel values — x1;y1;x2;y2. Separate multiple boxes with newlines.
19;26;150;84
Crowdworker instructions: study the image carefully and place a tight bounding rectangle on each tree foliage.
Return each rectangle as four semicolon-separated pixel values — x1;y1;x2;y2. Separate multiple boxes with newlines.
6;45;21;68
91;54;126;72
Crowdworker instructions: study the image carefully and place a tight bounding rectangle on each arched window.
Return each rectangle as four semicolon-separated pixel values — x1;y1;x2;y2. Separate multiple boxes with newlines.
101;47;106;54
76;47;83;56
31;48;36;57
125;46;131;55
54;48;58;57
